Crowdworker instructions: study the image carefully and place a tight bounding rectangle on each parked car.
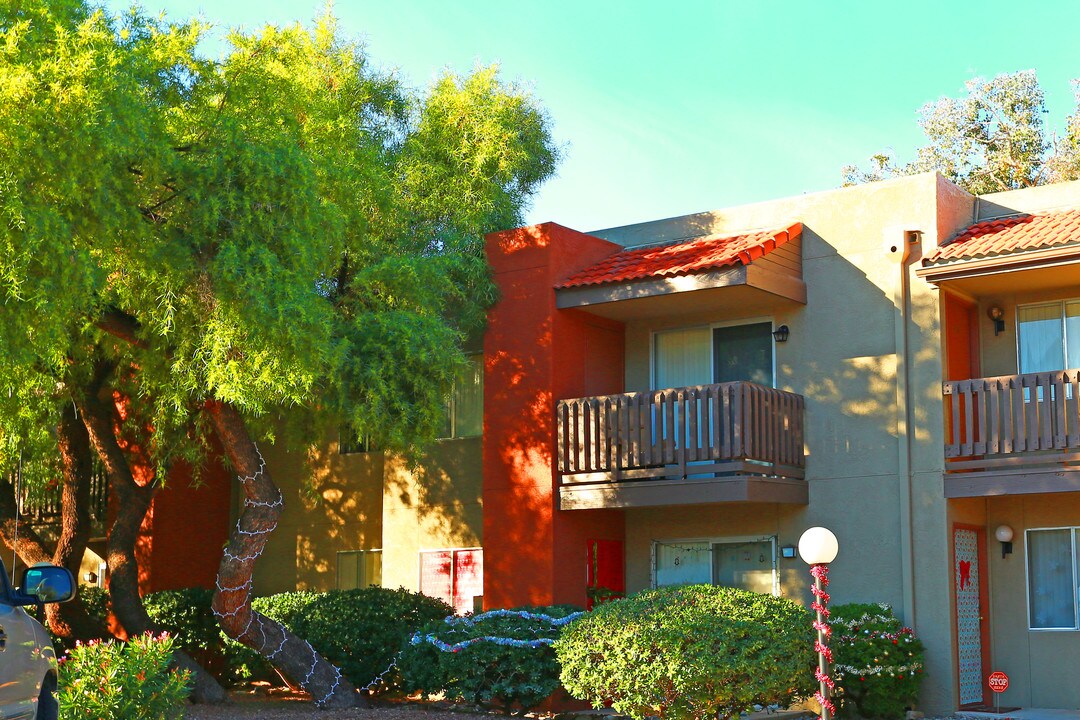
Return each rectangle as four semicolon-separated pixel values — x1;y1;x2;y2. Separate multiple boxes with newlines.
0;559;75;720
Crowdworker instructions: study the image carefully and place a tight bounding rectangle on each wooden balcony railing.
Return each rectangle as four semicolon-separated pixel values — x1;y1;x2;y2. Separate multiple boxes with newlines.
556;381;805;485
11;459;109;526
943;369;1080;474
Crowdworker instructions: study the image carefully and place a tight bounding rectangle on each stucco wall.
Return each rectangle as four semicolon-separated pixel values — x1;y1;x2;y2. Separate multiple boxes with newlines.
984;493;1080;709
251;427;385;595
602;172;968;712
380;438;483;592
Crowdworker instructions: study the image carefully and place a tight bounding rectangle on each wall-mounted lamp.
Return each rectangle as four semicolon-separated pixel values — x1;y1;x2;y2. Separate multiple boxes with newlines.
781;544;798;559
988;306;1005;336
83;571;97;584
995;525;1014;559
772;325;790;343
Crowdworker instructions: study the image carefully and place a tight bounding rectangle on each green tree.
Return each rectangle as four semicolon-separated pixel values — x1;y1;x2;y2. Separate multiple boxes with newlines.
843;70;1080;193
0;0;557;707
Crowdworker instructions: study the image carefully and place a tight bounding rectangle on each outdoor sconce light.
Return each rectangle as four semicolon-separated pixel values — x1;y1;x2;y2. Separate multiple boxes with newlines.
800;527;839;720
84;571;97;584
995;525;1014;559
772;325;790;343
781;544;798;559
988;305;1005;336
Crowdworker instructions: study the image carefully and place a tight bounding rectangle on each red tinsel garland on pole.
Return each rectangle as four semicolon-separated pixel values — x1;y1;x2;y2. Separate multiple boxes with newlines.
811;563;836;719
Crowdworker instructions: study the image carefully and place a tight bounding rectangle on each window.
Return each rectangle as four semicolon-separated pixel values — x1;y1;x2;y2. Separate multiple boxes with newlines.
336;549;382;590
653;537;778;595
1027;528;1080;630
1017;300;1080;374
653;321;775;390
338;429;377;455
419;548;483;614
440;354;483;439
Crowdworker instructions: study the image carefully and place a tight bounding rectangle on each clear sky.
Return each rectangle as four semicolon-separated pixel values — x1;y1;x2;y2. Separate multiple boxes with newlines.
103;0;1080;232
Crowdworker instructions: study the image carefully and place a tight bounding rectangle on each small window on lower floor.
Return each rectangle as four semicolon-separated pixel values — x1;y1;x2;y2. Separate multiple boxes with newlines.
653;537;777;595
1027;528;1080;629
337;549;382;590
419;548;483;614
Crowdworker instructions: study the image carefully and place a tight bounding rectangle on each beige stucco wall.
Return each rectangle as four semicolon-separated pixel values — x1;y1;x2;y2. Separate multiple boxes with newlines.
983;493;1080;709
250;429;482;596
253;427;385;594
600;172;976;713
380;438;483;592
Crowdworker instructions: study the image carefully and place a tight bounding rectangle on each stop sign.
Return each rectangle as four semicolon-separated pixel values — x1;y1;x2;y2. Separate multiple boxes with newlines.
988;671;1009;693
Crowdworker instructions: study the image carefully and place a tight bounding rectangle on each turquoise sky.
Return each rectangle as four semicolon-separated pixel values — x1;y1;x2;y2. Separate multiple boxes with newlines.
104;0;1080;232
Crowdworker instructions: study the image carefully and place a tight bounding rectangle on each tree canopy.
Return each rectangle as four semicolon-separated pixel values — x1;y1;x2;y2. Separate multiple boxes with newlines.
0;0;558;705
0;0;557;471
843;70;1080;194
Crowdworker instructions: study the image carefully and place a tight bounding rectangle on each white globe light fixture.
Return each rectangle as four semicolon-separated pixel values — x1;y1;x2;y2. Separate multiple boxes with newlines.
799;527;840;720
995;524;1014;559
799;526;839;565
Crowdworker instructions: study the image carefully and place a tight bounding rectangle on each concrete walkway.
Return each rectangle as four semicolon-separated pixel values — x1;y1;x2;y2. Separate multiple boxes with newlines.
957;709;1080;720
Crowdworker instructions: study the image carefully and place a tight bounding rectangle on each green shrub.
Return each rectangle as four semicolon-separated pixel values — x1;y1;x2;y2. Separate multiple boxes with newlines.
230;588;452;691
59;633;191;720
830;603;925;719
556;585;815;720
288;587;452;692
399;605;581;710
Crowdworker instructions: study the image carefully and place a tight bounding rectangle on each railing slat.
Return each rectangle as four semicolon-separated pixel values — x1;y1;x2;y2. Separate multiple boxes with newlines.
555;380;805;483
942;368;1080;474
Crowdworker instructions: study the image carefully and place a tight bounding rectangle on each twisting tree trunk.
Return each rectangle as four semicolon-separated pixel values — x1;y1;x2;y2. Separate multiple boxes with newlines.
79;391;229;705
205;400;362;708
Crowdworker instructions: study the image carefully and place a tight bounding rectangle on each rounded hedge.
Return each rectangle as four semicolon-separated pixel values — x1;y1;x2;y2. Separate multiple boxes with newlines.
272;587;453;692
829;603;925;718
398;605;580;710
555;585;815;720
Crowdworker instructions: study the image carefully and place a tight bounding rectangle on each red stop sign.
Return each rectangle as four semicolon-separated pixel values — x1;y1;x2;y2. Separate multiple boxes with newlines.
988;671;1009;693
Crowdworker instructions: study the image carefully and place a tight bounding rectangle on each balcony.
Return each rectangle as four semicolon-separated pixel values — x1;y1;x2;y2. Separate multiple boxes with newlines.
943;369;1080;497
556;382;806;510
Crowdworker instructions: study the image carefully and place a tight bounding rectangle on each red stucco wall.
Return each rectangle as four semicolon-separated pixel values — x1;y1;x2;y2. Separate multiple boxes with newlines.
147;457;232;592
483;223;626;610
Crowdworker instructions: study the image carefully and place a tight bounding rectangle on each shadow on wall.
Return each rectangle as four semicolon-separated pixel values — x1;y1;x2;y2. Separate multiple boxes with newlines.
483;310;558;609
779;228;943;610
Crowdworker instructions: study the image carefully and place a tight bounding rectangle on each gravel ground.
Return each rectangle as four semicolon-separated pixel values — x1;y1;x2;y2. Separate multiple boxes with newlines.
182;691;519;720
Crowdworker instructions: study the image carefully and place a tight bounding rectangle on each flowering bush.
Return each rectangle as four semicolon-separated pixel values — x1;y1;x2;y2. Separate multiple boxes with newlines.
58;633;191;720
829;603;925;718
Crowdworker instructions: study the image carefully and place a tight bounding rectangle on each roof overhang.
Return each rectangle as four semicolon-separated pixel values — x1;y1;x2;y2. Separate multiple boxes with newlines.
917;243;1080;284
555;261;806;311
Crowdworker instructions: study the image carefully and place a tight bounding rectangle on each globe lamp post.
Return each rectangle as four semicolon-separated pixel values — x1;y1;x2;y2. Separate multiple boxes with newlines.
800;527;839;720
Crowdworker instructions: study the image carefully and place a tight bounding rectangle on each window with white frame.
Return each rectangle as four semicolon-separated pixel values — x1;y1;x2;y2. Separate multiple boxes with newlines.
653;321;775;390
1027;528;1080;630
653;537;778;595
439;354;483;439
336;549;382;590
1017;300;1080;374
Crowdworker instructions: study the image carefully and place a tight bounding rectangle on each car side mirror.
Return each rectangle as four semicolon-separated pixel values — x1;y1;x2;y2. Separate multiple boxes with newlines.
19;565;76;604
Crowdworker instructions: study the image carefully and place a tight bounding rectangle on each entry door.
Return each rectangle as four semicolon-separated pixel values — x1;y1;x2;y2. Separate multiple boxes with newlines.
954;527;988;707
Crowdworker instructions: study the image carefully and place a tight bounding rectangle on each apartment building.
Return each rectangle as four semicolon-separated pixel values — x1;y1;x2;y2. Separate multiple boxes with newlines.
139;171;1080;712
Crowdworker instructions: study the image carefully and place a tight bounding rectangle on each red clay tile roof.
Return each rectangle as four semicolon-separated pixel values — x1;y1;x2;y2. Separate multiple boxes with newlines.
556;222;802;289
925;209;1080;265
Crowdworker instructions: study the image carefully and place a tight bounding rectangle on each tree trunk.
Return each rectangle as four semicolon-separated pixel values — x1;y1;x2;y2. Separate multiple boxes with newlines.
205;400;362;708
45;404;109;641
80;393;229;705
